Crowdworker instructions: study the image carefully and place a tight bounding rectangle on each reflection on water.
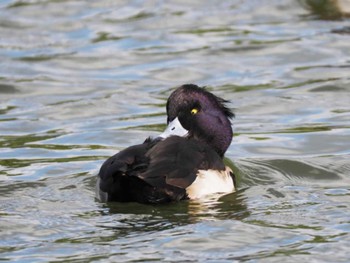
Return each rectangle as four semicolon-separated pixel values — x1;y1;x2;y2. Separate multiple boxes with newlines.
0;0;350;262
301;0;350;19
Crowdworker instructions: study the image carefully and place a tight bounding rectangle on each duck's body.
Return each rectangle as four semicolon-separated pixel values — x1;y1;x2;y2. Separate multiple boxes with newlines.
97;84;235;204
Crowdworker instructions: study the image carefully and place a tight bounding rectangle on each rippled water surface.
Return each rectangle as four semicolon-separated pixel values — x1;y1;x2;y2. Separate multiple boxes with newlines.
1;0;350;262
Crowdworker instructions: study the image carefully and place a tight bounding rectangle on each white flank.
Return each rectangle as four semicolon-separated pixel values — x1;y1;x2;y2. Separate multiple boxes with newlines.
186;166;235;199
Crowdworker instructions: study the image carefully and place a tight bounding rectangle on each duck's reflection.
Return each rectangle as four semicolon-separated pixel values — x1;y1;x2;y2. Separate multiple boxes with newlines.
98;188;249;240
186;191;249;221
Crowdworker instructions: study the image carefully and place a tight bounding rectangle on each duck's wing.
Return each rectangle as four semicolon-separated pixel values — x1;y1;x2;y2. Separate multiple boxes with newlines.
139;136;227;198
97;136;230;203
97;138;158;202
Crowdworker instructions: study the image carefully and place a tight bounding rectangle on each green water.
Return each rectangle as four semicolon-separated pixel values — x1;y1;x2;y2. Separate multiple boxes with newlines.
1;0;350;262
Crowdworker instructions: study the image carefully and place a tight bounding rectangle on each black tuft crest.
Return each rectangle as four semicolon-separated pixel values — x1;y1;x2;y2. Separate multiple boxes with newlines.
168;84;234;120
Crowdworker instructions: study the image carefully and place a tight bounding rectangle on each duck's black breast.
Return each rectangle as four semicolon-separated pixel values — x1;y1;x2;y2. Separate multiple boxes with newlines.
97;136;226;204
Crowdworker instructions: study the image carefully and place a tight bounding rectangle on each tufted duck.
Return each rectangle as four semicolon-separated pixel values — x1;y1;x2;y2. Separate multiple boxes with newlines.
97;84;235;203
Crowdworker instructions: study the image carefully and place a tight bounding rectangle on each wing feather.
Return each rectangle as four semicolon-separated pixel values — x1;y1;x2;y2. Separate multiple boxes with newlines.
140;136;225;189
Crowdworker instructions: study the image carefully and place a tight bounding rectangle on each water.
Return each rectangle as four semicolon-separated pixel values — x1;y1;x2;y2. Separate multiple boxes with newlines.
1;0;350;262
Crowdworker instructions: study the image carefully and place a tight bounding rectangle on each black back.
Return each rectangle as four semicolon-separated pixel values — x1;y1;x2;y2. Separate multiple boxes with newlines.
98;136;225;204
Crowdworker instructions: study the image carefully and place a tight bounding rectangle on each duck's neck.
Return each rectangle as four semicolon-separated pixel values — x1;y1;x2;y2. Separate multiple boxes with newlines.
213;122;233;157
195;118;233;157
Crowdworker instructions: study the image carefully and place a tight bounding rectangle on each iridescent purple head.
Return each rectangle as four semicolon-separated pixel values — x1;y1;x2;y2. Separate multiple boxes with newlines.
160;84;234;157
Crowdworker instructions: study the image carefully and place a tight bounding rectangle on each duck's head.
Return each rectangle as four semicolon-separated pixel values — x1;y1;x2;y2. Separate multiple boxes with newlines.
159;84;234;157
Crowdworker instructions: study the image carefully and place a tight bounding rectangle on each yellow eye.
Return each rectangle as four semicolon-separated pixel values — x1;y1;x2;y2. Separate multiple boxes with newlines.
191;108;198;115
